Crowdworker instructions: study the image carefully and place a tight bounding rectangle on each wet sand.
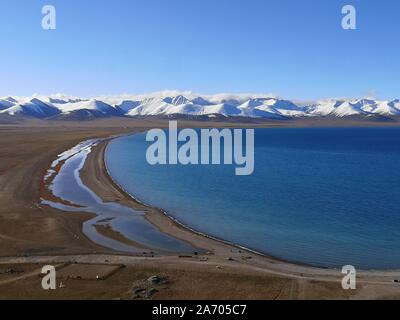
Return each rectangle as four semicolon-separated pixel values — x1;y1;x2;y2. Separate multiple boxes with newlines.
1;120;400;299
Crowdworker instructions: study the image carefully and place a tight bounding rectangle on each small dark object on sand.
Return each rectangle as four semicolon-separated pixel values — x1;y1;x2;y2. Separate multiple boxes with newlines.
133;287;146;295
147;275;169;285
242;256;253;260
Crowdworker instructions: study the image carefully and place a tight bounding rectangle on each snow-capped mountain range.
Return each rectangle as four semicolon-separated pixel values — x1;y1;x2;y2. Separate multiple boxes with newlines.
1;92;400;120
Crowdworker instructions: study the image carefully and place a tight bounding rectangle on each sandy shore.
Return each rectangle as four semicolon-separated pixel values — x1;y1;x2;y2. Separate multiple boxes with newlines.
1;120;400;299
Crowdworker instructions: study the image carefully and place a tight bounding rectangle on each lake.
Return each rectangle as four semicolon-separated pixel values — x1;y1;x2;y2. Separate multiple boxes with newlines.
106;127;400;269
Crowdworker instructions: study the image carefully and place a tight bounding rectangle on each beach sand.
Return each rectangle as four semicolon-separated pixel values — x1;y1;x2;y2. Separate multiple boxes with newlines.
1;119;400;300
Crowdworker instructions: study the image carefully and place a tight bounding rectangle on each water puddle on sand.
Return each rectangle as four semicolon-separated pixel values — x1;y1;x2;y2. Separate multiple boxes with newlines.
42;140;196;254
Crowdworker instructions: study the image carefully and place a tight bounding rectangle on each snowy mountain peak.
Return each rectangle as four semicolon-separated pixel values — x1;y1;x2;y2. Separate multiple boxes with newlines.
0;97;17;110
171;95;189;105
3;97;17;103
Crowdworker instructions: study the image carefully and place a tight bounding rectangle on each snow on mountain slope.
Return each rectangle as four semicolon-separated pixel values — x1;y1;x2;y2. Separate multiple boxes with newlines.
256;98;306;117
331;101;367;117
307;99;344;116
0;98;61;118
117;100;141;113
390;100;400;112
238;99;286;118
237;98;307;118
308;99;382;117
163;103;201;116
171;95;190;106
0;97;17;110
127;97;173;116
362;100;400;116
201;103;241;116
54;99;122;116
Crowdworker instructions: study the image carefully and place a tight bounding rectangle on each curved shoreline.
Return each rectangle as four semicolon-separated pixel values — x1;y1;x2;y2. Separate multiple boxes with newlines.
101;134;322;268
103;139;275;260
82;136;330;273
81;132;400;278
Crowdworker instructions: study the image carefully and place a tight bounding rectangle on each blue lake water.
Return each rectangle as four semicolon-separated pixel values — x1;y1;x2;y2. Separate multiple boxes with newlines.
105;127;400;269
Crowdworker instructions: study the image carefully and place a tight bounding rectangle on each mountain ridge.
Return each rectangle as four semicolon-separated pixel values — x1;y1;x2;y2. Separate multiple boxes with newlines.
1;93;400;120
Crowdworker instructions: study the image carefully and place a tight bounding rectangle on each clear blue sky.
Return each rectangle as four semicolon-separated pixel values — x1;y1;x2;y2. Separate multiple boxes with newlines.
1;0;399;100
